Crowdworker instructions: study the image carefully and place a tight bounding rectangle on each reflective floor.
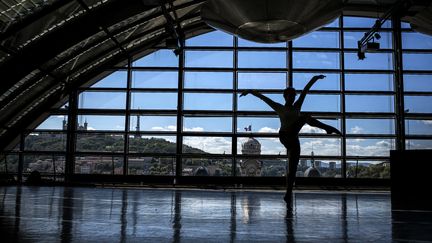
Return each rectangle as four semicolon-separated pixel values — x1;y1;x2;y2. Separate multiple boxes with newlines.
1;186;432;242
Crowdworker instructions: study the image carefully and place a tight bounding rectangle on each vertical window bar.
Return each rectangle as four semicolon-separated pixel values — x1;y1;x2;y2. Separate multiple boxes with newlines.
18;132;24;183
288;41;293;87
65;90;78;182
124;57;132;175
340;16;347;178
392;16;406;151
176;49;185;181
233;36;238;177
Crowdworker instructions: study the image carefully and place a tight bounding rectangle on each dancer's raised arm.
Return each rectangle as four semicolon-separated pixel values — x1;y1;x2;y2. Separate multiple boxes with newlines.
240;90;282;111
294;75;325;109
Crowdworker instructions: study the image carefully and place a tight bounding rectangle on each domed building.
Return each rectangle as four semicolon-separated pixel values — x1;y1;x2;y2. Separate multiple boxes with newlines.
240;135;263;177
304;151;321;177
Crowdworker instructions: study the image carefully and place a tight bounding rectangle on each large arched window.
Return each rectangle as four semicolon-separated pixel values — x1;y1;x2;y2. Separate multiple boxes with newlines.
2;16;432;183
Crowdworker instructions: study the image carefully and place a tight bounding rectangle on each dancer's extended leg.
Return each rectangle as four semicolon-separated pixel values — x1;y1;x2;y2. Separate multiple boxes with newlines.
305;116;342;135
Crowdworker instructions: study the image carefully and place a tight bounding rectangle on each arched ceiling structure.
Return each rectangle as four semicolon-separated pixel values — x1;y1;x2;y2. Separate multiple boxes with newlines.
0;0;431;150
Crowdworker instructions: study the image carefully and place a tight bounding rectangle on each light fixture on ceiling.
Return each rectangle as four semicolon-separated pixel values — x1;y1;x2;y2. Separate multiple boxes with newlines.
201;0;345;43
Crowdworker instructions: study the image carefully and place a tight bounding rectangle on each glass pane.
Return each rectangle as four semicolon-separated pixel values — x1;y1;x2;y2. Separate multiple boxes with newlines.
237;117;280;133
237;93;283;111
324;18;339;28
345;73;394;91
300;119;340;134
182;136;232;154
346;95;394;113
293;31;339;48
293;73;340;91
183;117;232;132
237;158;287;177
132;71;178;89
404;74;432;92
129;136;176;153
133;50;178;67
186;31;233;47
344;31;392;49
182;158;232;176
238;137;286;155
184;72;233;89
402;32;432;49
346;119;395;135
296;159;342;178
238;51;286;68
238;38;286;47
25;132;66;151
406;139;432;150
131;92;177;110
401;22;411;29
129;115;177;132
76;133;124;152
405;120;432;135
128;157;175;175
184;93;232;111
302;94;340;112
403;53;432;70
293;52;340;69
35;115;68;130
91;71;127;88
0;154;18;173
238;72;286;89
185;51;233;68
345;52;393;70
75;156;124;175
346;138;395;156
300;138;341;156
405;96;432;113
346;160;390;178
23;155;65;174
79;92;126;109
77;115;125;131
343;16;391;28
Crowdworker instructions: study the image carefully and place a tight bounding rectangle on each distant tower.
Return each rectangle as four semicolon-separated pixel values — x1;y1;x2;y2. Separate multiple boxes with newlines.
134;114;141;138
84;119;88;131
62;116;67;131
329;161;336;170
304;150;321;177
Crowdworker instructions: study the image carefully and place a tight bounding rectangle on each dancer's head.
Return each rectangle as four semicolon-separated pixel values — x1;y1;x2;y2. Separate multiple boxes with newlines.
284;87;296;105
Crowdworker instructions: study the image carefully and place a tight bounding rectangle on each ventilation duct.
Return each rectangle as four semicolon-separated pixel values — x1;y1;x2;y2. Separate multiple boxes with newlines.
201;0;344;43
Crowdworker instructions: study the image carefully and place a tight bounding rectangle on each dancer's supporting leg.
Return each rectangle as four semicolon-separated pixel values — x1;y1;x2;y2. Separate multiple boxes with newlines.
284;139;300;205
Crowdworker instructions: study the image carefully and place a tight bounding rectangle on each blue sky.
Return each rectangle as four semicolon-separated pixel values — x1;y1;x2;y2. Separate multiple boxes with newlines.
35;16;432;157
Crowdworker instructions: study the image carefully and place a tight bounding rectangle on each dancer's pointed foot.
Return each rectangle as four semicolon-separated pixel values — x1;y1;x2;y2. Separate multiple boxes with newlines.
326;127;342;136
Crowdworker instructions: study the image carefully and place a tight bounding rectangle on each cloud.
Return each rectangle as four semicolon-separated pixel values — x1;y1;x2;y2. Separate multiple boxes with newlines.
300;138;340;156
184;127;204;132
300;124;325;134
345;139;394;156
350;126;364;134
151;125;177;131
258;127;278;133
422;120;432;125
87;126;95;131
183;136;231;154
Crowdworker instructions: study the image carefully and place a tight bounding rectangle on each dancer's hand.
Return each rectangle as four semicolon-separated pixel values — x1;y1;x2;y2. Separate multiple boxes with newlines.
240;90;251;97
